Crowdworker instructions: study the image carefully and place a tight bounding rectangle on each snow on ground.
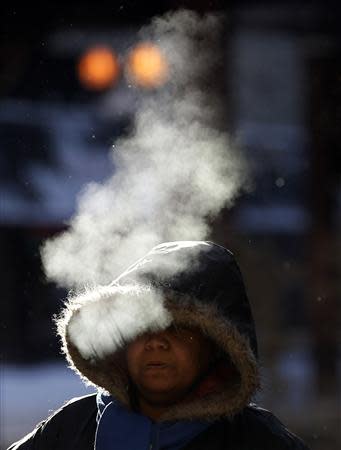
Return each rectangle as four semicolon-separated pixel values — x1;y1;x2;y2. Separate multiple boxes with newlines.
1;362;95;449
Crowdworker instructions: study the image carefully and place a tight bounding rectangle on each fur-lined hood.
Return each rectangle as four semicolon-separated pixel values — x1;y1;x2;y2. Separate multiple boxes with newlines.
57;241;260;421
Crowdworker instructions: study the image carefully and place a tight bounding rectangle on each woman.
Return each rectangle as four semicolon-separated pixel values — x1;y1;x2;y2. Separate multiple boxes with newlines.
8;241;309;449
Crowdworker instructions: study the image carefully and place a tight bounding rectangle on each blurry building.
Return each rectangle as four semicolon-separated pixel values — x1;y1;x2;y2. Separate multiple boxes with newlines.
220;4;340;450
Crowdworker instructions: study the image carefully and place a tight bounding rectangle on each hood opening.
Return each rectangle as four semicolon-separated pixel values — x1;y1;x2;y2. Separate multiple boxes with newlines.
61;286;259;421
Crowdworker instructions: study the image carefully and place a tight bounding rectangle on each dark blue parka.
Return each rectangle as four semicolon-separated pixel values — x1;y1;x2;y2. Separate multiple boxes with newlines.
8;241;309;449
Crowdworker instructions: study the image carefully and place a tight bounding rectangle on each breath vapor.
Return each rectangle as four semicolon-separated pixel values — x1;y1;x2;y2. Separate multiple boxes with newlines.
41;9;249;289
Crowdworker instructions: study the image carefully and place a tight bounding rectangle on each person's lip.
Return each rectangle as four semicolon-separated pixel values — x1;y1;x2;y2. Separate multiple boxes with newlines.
145;361;169;369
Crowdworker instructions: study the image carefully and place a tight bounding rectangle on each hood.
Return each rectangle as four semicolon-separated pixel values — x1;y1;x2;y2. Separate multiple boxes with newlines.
57;241;260;421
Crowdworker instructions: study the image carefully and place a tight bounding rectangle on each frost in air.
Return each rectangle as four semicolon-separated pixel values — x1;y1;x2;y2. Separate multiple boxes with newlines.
41;9;249;288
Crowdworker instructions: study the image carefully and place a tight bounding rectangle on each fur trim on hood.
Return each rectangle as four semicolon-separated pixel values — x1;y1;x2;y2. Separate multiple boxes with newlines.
56;241;260;421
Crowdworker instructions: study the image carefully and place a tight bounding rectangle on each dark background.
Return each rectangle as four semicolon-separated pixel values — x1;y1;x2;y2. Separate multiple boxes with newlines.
1;2;340;449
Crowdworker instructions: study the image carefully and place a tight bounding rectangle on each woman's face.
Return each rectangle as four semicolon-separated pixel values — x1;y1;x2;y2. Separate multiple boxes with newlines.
125;325;214;407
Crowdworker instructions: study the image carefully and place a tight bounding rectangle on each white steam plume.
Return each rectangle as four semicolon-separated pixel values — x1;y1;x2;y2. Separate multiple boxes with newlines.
41;9;249;288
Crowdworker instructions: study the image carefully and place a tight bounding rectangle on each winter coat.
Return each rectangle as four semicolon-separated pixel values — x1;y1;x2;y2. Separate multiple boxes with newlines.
8;241;310;449
8;393;308;449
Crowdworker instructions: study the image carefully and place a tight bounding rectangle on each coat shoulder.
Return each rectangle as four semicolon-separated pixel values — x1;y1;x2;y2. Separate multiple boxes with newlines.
240;404;310;450
52;392;97;417
7;393;97;450
40;392;98;430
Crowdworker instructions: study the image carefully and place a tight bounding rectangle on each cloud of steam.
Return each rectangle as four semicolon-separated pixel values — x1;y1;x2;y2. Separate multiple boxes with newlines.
65;284;172;360
41;9;249;288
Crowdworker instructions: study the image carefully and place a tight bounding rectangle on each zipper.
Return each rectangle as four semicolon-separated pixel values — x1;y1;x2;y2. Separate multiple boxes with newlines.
150;423;160;450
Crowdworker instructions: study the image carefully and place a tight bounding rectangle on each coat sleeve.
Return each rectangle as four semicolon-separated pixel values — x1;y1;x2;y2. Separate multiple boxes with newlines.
6;416;62;450
6;394;97;450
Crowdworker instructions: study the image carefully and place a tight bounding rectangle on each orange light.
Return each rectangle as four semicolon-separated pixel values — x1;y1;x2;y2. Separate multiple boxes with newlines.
126;43;168;88
77;46;120;91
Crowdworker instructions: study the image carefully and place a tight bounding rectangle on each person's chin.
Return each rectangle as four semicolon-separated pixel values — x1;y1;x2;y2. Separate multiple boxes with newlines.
139;379;180;399
142;377;176;394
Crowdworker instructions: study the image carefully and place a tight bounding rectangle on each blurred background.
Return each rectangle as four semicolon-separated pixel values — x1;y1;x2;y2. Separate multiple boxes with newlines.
1;1;340;449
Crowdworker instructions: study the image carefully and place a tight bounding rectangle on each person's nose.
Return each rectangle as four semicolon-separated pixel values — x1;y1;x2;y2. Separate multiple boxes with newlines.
144;332;170;350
